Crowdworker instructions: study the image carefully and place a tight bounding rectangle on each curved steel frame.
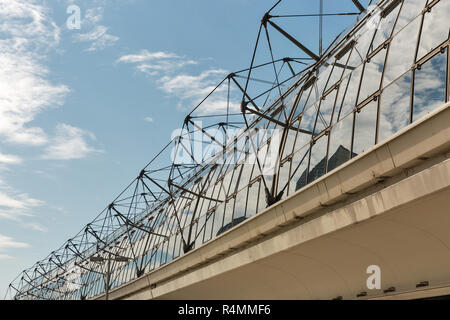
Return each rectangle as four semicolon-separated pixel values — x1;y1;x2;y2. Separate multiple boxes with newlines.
6;0;450;300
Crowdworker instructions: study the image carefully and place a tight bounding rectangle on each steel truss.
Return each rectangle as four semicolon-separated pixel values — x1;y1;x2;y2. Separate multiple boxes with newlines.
6;0;450;300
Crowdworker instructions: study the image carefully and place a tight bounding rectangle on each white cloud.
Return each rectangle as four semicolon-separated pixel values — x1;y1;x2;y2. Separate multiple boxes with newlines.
42;124;102;160
0;152;22;165
118;50;180;64
0;189;44;220
0;0;69;146
23;222;47;233
158;69;226;99
75;25;119;52
0;234;29;259
117;50;198;75
119;49;232;115
0;234;29;250
72;4;119;51
144;117;154;123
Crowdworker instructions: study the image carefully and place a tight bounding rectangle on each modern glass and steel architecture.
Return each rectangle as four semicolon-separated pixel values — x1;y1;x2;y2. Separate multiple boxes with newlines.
6;0;449;300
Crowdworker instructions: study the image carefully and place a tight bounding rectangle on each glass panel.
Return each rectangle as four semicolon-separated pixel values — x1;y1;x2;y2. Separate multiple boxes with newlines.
384;16;421;85
413;49;447;122
328;112;354;172
221;199;234;234
234;189;247;220
353;101;377;155
315;64;333;98
293;86;312;119
277;160;291;198
395;0;428;33
347;23;377;68
246;182;259;218
257;180;266;212
371;1;402;51
281;130;296;159
203;211;214;243
211;202;225;237
358;48;386;103
417;0;450;59
379;72;412;142
307;135;328;185
317;89;337;131
290;145;310;192
299;102;320;134
338;64;363;119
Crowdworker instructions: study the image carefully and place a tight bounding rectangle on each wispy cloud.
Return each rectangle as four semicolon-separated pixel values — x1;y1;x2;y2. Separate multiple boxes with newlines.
117;50;232;115
23;222;48;233
42;124;103;161
0;234;29;259
75;25;119;52
0;153;22;165
73;6;119;51
144;117;154;123
117;50;198;75
0;189;44;220
0;0;69;146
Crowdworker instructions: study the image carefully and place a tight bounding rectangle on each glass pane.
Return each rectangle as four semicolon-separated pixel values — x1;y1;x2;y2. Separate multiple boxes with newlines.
234;189;247;220
277;160;291;198
379;72;412;142
384;15;421;85
394;0;428;33
221;199;235;234
347;24;377;68
328;112;354;172
417;0;450;59
246;182;259;218
315;64;333;98
338;64;363;119
299;102;320;135
413;49;447;122
353;101;377;155
290;145;309;193
307;135;328;185
371;0;402;50
358;48;386;103
293;86;312;119
317;89;337;131
211;202;225;237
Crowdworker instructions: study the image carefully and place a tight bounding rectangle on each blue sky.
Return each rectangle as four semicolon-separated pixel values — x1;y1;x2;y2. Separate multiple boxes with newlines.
0;0;366;297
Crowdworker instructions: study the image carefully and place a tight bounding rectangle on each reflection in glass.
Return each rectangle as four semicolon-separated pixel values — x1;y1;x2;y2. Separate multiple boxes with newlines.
290;145;309;193
246;181;259;218
394;0;427;33
353;101;377;155
277;160;291;199
338;64;363;119
413;49;447;122
371;1;401;51
293;86;312;119
234;189;246;219
358;48;386;103
327;113;354;172
299;102;320;134
384;16;420;85
347;24;377;68
317;89;337;131
379;72;411;143
417;0;450;60
306;135;328;185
